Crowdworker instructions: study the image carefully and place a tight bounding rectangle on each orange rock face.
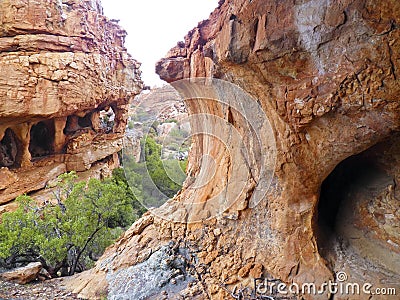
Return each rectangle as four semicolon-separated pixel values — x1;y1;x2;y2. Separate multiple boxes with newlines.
69;0;400;299
0;0;143;210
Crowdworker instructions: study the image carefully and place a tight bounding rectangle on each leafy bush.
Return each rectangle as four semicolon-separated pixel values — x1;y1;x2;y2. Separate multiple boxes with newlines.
111;167;147;217
0;172;141;277
122;136;188;208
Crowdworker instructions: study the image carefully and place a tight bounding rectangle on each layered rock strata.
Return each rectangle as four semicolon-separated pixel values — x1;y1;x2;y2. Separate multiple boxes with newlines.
69;0;400;299
0;0;143;212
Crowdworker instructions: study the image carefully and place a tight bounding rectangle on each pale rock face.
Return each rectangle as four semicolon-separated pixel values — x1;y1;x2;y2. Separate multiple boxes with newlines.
156;122;177;137
68;0;400;298
0;0;142;208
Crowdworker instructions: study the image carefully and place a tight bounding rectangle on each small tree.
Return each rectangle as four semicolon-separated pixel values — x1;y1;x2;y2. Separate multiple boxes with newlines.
0;172;137;277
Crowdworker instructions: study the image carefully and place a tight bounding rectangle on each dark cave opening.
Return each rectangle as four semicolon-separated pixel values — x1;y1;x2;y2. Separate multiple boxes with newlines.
29;121;55;159
317;152;383;248
316;137;400;278
0;128;22;168
64;114;94;134
78;113;93;129
64;115;78;134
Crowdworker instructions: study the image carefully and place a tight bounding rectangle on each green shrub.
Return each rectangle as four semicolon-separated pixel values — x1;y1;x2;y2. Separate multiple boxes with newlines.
122;136;188;208
0;171;141;277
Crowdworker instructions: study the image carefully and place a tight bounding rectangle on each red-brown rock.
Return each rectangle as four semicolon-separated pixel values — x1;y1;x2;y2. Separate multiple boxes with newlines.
1;262;43;285
0;0;143;208
66;0;400;299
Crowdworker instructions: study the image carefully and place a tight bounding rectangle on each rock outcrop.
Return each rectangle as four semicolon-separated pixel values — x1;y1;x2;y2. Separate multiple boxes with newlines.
0;0;143;212
68;0;400;299
0;262;43;284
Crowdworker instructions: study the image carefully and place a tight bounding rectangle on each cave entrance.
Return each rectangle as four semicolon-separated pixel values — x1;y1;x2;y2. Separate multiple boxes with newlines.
0;128;22;168
99;107;115;133
317;136;400;280
78;113;93;129
64;113;94;135
29;121;55;159
317;148;386;253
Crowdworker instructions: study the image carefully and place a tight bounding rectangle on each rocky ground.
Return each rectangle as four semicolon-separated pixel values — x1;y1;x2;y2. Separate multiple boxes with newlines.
0;278;80;300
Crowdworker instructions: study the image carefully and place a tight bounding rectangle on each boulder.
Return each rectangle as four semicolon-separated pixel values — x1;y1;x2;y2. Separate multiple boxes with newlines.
1;262;43;284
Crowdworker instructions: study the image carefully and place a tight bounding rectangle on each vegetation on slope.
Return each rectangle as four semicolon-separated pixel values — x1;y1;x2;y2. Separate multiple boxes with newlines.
0;137;188;278
0;171;139;277
122;135;188;209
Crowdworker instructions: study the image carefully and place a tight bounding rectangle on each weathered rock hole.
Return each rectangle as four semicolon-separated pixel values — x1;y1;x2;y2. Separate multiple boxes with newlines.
29;120;55;159
99;106;115;133
0;128;23;168
227;106;235;125
77;112;93;129
317;136;400;274
317;154;380;239
64;113;94;134
64;115;79;134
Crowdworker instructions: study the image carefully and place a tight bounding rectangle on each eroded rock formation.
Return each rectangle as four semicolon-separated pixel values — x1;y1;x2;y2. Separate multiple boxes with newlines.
0;262;43;285
0;0;143;212
68;0;400;299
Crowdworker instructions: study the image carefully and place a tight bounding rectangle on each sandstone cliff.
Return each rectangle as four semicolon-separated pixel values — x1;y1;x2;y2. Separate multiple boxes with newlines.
0;0;143;212
68;0;400;299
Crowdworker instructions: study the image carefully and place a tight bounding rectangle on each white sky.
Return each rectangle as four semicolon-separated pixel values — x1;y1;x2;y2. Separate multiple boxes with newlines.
101;0;219;87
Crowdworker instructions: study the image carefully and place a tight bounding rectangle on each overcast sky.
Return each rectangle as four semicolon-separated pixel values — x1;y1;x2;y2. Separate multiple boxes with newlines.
101;0;219;87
